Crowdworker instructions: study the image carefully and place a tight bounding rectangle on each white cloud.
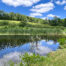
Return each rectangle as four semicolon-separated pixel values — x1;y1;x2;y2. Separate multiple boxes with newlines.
30;2;55;13
47;14;56;17
64;6;66;10
56;0;66;5
42;14;60;20
0;52;21;66
35;46;52;56
2;0;40;7
42;14;56;20
47;41;54;45
47;14;60;18
42;17;48;20
30;2;55;17
30;12;42;17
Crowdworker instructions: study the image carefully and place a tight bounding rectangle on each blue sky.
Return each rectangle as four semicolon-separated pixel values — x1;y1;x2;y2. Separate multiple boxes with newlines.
0;0;66;19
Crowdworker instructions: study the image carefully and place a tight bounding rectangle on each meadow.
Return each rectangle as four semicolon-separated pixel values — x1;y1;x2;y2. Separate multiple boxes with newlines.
0;20;66;35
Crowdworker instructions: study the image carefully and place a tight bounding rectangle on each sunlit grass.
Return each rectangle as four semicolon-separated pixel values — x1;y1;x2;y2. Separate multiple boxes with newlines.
0;20;66;35
30;49;66;66
0;20;20;24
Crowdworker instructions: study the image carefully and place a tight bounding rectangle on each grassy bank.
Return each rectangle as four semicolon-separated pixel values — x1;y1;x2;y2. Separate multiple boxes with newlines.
31;49;66;66
31;38;66;66
0;20;66;35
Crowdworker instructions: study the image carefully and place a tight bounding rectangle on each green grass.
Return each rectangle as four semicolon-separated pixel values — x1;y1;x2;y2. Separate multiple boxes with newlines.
0;20;66;35
0;26;63;35
0;20;20;24
30;49;66;66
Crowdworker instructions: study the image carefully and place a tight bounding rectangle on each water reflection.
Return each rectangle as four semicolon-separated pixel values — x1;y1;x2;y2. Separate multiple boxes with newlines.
0;40;59;58
0;35;60;66
0;39;59;66
0;35;60;49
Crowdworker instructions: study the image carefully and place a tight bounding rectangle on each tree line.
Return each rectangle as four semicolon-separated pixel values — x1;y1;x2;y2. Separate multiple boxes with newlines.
0;10;66;27
0;10;44;23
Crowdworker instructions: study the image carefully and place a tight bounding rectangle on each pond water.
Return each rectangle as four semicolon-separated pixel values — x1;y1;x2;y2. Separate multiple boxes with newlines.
0;35;60;66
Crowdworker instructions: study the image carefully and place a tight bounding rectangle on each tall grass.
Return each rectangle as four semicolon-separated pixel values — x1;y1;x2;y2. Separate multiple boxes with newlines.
0;20;65;35
0;26;63;35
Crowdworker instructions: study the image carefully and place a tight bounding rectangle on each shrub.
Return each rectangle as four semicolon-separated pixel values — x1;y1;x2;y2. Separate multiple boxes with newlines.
9;53;45;66
58;38;66;48
22;53;45;66
19;21;27;27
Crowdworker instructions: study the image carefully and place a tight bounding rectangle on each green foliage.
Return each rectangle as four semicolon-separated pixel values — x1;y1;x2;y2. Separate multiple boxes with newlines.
49;17;61;26
19;62;24;66
0;10;66;27
8;60;15;66
19;21;27;27
22;53;44;65
0;20;9;26
0;24;64;35
0;10;44;23
58;38;66;45
58;38;66;48
9;53;45;66
8;23;18;27
63;18;66;27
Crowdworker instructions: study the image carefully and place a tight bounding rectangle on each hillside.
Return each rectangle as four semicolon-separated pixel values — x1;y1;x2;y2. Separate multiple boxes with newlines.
0;20;66;35
0;10;66;35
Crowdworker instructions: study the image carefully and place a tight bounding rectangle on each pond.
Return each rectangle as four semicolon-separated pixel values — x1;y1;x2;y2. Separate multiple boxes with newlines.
0;35;60;66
